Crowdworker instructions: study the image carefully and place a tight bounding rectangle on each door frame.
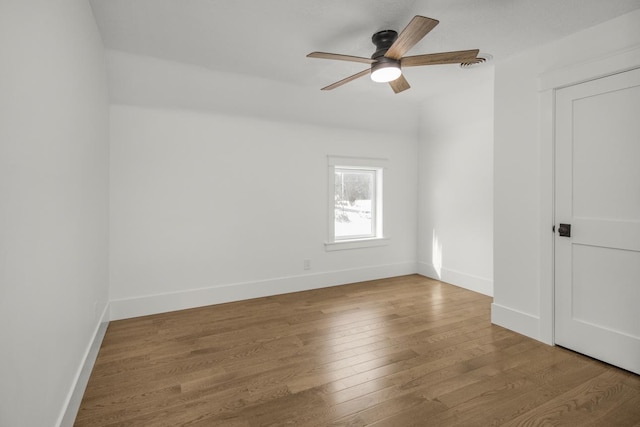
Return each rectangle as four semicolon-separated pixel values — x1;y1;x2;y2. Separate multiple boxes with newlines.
537;45;640;345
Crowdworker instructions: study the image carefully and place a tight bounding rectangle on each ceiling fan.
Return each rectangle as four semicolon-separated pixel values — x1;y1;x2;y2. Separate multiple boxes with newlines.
307;15;480;94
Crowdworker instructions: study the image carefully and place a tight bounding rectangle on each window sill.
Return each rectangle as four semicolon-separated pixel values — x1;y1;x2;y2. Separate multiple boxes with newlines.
324;237;389;251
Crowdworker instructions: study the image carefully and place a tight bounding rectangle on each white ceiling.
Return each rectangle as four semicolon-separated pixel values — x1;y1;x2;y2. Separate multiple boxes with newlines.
90;0;640;100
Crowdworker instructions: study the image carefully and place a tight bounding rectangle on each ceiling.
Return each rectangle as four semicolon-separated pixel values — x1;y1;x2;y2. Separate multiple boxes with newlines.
89;0;640;101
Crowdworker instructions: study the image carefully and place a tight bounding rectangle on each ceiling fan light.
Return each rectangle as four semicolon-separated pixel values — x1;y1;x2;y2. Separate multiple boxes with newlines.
370;60;401;83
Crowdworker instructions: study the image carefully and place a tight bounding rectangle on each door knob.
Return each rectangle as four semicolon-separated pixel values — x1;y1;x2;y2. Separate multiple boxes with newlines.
558;223;571;237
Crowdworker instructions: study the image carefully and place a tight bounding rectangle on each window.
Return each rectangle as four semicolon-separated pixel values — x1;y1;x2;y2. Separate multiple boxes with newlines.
334;168;376;239
326;156;387;251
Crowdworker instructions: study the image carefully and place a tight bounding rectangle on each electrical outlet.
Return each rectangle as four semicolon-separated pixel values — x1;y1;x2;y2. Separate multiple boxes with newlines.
303;259;311;270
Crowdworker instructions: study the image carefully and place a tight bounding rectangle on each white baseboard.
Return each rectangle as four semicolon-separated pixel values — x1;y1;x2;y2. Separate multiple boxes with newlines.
417;262;493;296
58;302;110;427
491;302;540;341
110;261;418;320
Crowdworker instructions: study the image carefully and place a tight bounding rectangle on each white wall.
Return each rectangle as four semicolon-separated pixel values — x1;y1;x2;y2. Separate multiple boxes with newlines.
0;1;110;426
417;70;494;296
493;9;640;342
109;104;418;319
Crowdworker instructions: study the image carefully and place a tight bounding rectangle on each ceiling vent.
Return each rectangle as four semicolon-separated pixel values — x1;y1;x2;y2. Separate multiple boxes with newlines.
460;53;493;69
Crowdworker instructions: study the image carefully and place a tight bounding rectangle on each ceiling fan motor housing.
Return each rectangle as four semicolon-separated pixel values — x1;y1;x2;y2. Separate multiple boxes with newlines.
371;30;398;58
370;30;402;82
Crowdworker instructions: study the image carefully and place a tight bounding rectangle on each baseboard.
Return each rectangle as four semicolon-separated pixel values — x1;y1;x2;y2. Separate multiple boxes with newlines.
58;302;110;427
110;261;418;320
417;262;493;296
491;302;540;341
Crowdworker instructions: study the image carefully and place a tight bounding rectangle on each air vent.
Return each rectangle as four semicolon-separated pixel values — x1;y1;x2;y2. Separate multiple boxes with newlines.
460;53;493;69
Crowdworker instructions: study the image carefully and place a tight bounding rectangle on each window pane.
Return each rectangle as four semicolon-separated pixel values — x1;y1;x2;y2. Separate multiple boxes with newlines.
334;169;375;239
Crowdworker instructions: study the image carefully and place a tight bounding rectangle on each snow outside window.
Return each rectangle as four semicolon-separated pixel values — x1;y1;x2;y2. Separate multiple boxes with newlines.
334;168;376;239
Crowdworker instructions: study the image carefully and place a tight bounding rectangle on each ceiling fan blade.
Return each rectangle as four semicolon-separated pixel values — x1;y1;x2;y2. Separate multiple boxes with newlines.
385;16;439;60
402;49;480;67
389;74;410;94
307;52;375;65
321;69;370;91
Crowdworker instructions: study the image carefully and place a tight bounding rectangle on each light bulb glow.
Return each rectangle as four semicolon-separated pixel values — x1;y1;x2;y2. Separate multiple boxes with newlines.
370;62;401;83
371;66;401;82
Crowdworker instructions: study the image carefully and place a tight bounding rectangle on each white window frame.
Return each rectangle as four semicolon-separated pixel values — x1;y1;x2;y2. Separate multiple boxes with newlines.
325;155;388;251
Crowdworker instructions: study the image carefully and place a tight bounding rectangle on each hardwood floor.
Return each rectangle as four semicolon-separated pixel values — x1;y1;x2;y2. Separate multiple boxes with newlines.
75;275;640;426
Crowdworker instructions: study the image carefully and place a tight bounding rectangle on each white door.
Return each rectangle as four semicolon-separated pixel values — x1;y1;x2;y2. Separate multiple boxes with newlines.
555;67;640;375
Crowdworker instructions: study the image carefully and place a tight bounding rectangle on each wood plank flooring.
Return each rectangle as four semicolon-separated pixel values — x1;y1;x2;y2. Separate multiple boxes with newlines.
75;275;640;426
